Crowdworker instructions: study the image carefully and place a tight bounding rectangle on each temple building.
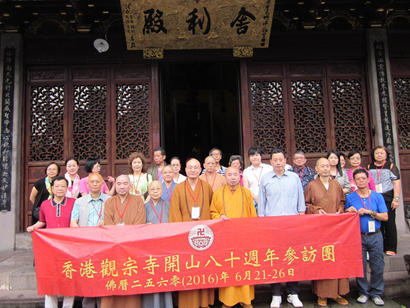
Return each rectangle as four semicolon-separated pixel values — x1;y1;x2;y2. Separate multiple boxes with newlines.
0;0;409;250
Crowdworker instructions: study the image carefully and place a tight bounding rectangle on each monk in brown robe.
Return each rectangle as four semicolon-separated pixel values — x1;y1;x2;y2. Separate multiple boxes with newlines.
199;156;226;192
304;158;349;307
101;175;146;308
169;158;215;308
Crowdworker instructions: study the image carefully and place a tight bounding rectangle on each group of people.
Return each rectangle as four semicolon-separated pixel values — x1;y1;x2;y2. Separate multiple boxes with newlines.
27;145;401;308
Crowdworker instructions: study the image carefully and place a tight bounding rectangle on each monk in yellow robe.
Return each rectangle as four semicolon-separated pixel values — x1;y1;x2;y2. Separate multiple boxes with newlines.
210;167;257;308
199;156;226;192
169;158;214;308
304;158;349;307
101;175;146;308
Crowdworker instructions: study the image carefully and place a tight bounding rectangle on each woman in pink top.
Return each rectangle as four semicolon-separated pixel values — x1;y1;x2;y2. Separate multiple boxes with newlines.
79;158;115;196
346;150;376;192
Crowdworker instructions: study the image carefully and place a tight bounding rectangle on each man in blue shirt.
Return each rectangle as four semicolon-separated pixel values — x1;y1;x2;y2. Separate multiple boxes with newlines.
258;149;305;308
345;169;388;306
71;172;110;308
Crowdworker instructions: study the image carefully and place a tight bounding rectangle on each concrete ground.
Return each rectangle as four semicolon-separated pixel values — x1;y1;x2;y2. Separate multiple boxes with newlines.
0;294;408;307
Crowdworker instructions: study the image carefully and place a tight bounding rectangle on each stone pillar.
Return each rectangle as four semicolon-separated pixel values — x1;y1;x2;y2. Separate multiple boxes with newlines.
366;28;409;238
0;33;23;251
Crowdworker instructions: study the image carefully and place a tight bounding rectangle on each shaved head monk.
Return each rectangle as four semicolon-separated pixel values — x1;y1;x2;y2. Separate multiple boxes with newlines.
199;156;226;192
169;158;215;308
304;158;348;306
101;175;146;308
210;167;257;307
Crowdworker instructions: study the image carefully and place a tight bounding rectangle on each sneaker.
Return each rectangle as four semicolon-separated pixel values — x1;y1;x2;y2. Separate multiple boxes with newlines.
270;295;281;308
287;294;303;307
372;296;385;306
385;251;396;256
357;294;368;304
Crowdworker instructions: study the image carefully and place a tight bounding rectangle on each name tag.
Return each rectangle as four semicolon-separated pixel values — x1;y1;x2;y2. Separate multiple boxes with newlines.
368;220;376;233
375;183;383;193
191;207;200;220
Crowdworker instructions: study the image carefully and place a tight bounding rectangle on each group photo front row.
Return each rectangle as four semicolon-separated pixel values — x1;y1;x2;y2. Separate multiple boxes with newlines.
27;145;401;308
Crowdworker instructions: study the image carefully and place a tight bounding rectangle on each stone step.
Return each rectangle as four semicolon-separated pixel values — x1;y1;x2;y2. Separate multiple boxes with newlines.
15;233;32;250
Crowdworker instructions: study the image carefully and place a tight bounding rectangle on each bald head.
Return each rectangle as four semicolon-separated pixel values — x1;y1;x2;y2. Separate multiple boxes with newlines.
203;156;216;173
316;157;329;167
115;174;130;196
315;158;330;177
186;158;201;179
204;156;216;164
225;167;240;188
148;180;163;202
88;172;104;194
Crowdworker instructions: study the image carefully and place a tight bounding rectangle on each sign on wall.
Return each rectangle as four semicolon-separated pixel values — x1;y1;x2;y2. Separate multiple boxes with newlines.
120;0;276;50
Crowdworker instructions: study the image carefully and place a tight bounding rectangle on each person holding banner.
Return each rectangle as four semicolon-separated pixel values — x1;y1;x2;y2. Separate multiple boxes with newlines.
345;169;388;306
258;149;305;308
70;172;109;308
101;175;146;308
210;167;256;308
142;180;173;308
304;158;349;306
169;158;215;308
27;175;75;308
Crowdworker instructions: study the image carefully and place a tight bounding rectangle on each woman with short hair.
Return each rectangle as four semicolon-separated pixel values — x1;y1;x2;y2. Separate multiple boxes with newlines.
170;156;186;184
79;158;114;196
229;155;250;188
29;162;60;224
368;146;401;256
346;150;375;192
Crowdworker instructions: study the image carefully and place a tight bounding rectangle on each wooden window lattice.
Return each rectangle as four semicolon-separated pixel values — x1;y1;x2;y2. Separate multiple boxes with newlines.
331;79;367;152
29;85;65;161
291;80;327;153
393;77;410;150
73;85;107;160
250;80;286;154
115;84;151;159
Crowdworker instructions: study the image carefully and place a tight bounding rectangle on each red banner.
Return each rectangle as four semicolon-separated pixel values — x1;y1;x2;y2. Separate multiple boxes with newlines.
32;213;363;296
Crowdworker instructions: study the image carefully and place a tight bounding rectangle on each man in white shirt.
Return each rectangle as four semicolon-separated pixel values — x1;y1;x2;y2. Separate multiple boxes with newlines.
243;147;273;205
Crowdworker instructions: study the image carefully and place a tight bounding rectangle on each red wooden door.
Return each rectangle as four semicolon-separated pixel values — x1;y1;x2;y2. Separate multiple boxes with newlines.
241;61;373;167
22;64;159;229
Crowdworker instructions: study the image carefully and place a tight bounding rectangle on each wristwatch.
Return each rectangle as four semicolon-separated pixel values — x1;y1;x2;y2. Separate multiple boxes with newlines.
394;197;400;201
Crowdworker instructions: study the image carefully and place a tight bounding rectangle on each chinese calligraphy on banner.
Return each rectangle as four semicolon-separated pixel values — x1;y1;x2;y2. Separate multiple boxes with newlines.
119;0;276;50
32;214;363;297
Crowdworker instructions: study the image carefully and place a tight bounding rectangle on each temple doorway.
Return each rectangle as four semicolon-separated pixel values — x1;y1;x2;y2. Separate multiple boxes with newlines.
161;62;241;167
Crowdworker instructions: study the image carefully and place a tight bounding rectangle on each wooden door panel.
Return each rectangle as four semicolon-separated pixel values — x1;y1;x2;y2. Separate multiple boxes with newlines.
243;61;372;168
21;64;158;230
